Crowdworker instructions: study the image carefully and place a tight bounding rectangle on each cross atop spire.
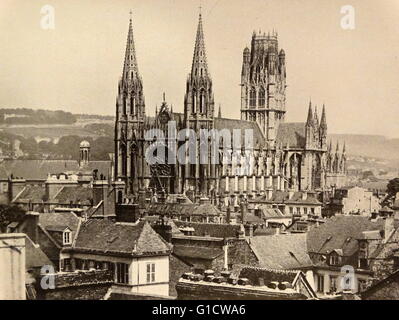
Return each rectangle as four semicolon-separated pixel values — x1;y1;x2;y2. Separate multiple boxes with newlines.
190;11;209;79
122;12;140;83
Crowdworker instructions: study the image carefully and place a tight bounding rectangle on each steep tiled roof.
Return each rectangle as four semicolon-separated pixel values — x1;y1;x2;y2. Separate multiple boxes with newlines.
73;219;170;256
0;159;111;180
54;186;93;205
249;234;312;269
174;221;242;238
173;245;223;260
276;122;306;148
307;216;384;257
13;185;46;203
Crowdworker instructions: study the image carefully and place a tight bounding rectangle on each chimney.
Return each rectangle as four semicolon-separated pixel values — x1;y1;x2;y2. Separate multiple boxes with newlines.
226;207;231;224
152;217;173;243
93;180;115;217
24;212;40;244
45;173;77;201
8;177;26;203
240;200;247;224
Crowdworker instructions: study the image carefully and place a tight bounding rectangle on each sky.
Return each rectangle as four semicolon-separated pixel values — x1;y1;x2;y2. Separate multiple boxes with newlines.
0;0;398;137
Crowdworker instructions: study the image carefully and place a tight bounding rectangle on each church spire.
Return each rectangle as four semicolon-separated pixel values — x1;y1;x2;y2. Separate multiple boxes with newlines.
190;12;209;79
320;104;327;129
122;11;140;83
218;104;222;118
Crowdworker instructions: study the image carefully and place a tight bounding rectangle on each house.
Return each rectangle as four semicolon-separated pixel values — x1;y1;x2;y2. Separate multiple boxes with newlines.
328;186;381;216
176;267;316;300
250;190;322;218
60;219;171;296
306;215;387;296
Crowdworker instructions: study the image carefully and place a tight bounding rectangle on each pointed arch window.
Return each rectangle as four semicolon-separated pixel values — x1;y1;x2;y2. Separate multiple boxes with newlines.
192;90;196;113
249;88;256;107
200;90;205;114
259;87;265;107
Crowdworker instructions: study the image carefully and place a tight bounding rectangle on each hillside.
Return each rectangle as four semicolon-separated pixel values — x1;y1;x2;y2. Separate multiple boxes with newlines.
329;134;399;160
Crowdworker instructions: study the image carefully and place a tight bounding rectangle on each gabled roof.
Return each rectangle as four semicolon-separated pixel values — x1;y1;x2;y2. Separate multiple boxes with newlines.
276;122;306;148
307;216;384;257
73;219;170;256
249;234;313;269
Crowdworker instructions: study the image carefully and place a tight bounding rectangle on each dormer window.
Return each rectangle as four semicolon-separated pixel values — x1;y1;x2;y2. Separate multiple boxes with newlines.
63;230;72;245
329;251;341;266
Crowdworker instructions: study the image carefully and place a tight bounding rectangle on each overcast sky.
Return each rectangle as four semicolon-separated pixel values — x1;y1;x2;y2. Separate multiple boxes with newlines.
0;0;398;137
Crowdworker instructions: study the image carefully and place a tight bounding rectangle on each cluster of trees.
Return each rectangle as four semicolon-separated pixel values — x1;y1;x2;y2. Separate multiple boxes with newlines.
0;108;76;125
19;135;114;161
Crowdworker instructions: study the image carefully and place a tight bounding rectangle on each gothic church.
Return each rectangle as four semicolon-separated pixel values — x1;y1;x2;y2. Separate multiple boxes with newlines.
114;13;347;198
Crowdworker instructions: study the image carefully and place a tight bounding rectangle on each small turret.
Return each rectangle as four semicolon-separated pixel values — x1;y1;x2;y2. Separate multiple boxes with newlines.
306;101;313;127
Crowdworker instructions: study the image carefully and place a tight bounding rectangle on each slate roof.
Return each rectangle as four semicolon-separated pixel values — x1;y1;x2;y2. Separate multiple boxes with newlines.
73;219;170;256
173;245;224;260
0;159;111;180
39;211;80;233
13;185;46;203
146;203;222;216
214;117;266;147
306;215;385;257
54;186;93;205
276;122;306;148
174;221;243;239
249;234;313;269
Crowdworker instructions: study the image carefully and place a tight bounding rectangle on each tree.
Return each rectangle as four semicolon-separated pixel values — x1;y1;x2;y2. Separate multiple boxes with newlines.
0;205;26;233
387;178;399;196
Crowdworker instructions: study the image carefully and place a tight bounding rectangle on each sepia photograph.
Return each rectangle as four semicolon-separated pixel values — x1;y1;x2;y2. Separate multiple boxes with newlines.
0;0;399;307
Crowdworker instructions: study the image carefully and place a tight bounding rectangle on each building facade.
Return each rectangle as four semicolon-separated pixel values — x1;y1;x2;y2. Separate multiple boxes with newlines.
114;14;347;198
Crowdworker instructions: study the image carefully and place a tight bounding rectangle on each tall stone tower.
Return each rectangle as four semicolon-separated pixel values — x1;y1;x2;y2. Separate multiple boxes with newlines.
183;12;216;194
114;14;146;194
240;31;286;145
